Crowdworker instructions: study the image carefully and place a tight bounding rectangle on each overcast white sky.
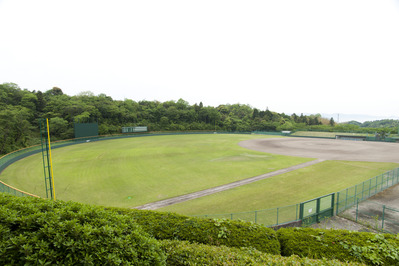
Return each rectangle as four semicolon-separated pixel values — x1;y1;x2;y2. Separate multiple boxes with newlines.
1;0;398;120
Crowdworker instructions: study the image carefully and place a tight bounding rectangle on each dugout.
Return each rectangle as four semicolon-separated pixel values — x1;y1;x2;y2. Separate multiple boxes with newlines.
335;135;366;141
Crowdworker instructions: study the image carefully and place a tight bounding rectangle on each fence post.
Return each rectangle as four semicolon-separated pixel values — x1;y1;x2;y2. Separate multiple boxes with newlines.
391;171;394;186
355;198;359;222
299;203;304;220
381;174;388;190
381;205;386;231
316;198;321;223
331;193;335;217
336;192;340;215
354;185;357;205
276;208;279;225
369;179;372;197
361;182;365;200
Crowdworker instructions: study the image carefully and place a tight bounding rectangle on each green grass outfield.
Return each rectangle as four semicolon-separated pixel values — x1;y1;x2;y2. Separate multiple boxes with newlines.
1;134;312;208
1;134;398;214
159;160;399;216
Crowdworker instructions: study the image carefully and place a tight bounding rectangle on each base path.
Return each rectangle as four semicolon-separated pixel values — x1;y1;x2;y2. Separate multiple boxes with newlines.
134;158;325;210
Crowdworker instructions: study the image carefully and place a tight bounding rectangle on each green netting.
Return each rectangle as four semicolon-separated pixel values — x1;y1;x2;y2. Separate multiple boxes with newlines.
0;181;37;197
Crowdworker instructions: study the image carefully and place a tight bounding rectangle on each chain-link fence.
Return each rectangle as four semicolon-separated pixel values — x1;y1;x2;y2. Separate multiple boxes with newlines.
197;204;300;227
336;168;399;214
197;168;399;228
351;201;399;234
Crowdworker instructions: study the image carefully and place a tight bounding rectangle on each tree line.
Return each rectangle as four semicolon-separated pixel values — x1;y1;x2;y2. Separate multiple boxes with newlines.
0;82;397;155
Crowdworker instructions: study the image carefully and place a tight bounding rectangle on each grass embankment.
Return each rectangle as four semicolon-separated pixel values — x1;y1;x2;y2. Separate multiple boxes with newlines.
1;134;311;208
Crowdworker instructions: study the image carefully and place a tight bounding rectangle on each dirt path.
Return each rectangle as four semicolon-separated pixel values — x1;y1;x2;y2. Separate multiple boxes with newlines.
135;158;325;210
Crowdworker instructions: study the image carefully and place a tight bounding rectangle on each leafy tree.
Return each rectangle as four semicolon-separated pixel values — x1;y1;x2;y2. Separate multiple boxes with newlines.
20;93;37;111
49;117;69;139
46;87;64;96
0;106;33;154
35;91;46;113
160;116;169;128
252;108;259;119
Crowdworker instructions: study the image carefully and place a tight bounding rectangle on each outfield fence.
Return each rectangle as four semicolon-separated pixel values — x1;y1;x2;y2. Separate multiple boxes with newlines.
287;131;399;142
0;180;39;198
0;145;43;197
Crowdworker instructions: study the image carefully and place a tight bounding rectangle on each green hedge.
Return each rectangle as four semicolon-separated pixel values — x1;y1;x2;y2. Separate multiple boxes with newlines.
278;227;399;265
160;239;363;265
0;194;165;265
3;193;397;265
108;207;280;255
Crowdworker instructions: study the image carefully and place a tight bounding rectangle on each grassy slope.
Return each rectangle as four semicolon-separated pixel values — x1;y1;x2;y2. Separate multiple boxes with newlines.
1;134;312;208
159;160;399;216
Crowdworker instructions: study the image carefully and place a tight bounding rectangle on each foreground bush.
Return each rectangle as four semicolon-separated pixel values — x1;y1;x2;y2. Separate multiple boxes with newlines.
2;193;395;265
0;194;165;265
160;239;364;265
109;207;280;254
278;227;399;265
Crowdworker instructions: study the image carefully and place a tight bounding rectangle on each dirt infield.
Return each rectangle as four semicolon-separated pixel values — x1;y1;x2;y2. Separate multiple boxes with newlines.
239;137;399;163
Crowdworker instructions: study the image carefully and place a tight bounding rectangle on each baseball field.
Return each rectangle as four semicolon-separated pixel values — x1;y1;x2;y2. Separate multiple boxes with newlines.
1;134;398;215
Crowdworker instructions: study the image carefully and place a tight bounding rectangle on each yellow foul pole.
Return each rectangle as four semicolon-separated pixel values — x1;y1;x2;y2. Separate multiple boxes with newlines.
46;118;56;200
